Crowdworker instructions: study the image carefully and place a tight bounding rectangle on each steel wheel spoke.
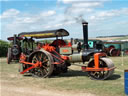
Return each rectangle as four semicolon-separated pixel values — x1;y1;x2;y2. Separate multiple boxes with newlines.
31;52;52;77
42;59;49;64
43;68;48;74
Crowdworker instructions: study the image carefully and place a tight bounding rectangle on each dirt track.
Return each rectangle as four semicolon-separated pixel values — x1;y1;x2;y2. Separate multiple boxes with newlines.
1;80;95;96
0;58;95;96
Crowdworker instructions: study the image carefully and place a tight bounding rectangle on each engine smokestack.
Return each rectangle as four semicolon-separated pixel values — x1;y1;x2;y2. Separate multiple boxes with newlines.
82;21;88;49
13;34;17;45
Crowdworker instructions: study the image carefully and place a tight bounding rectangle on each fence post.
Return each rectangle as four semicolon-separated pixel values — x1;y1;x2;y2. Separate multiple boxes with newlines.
121;51;124;66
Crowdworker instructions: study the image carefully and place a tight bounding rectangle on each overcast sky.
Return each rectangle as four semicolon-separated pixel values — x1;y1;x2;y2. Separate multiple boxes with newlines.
0;0;128;41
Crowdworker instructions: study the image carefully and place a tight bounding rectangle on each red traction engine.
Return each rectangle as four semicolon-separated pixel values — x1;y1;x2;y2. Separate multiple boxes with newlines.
7;35;23;64
18;22;115;80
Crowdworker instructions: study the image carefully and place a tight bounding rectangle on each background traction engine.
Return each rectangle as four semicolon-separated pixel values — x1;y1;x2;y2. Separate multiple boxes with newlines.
18;22;115;80
7;35;23;64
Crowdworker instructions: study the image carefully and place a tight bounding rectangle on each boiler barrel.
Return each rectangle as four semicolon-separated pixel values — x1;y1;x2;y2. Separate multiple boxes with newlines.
69;53;83;62
69;52;90;63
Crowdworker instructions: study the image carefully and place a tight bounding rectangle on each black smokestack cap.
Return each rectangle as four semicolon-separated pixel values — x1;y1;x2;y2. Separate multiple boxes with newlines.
82;21;88;49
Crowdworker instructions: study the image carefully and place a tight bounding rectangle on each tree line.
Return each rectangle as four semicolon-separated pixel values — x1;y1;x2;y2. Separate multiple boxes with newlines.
0;40;10;57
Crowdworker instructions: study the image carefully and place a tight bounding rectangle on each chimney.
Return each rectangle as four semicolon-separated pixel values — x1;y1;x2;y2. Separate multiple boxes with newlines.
13;34;17;45
82;21;88;49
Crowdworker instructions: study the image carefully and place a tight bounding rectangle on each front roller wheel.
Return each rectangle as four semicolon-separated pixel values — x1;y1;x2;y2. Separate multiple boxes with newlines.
29;50;54;78
88;58;114;80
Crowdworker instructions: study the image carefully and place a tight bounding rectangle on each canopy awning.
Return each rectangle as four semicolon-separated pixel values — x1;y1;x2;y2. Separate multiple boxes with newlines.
7;37;23;41
18;29;69;39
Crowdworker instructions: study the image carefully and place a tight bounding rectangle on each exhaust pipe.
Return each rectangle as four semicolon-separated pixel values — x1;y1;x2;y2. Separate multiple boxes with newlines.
13;34;17;45
82;21;88;49
69;21;91;63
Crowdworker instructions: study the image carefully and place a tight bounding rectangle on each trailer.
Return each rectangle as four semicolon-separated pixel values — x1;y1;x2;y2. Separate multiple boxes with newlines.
104;41;128;56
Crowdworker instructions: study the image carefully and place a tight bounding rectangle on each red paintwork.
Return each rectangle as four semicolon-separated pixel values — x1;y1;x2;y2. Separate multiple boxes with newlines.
81;66;115;71
19;43;69;74
125;50;128;55
42;44;69;61
94;53;106;69
20;66;35;74
20;53;26;62
61;56;69;60
82;53;115;71
67;42;72;47
19;39;72;74
43;44;55;52
20;60;42;74
51;39;66;47
7;37;23;41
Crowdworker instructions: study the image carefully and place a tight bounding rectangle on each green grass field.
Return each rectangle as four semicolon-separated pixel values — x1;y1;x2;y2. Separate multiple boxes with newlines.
1;56;128;96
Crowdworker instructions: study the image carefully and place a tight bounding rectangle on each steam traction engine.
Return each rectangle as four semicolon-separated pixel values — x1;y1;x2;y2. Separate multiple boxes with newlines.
17;22;115;80
7;35;23;64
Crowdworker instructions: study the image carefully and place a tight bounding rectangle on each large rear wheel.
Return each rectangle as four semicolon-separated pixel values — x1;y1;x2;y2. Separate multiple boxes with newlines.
29;50;54;78
109;48;121;56
88;58;114;80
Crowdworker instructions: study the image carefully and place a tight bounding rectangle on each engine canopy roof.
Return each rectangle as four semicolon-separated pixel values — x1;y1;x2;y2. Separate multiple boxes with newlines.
18;29;69;39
